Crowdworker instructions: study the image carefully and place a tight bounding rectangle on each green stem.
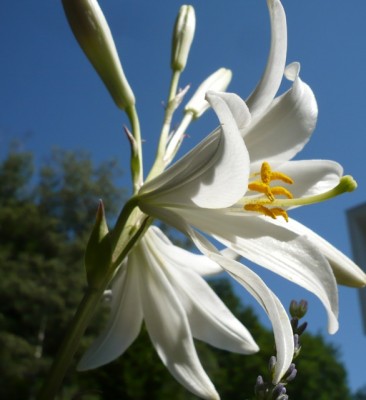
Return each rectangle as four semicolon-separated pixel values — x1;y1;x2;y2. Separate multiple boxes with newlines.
164;111;193;166
125;105;143;193
37;282;109;400
37;198;148;399
146;70;181;181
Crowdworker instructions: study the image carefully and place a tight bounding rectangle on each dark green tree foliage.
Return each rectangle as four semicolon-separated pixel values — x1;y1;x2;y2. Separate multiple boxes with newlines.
0;148;123;399
0;148;355;399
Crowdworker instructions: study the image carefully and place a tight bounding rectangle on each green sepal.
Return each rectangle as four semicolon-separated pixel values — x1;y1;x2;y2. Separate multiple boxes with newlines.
84;200;112;288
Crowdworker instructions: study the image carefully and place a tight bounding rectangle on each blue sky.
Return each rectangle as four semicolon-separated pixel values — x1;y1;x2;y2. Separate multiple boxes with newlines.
1;0;366;394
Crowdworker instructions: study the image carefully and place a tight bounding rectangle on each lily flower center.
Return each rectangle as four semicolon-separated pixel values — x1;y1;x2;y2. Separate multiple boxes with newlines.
243;162;357;222
244;162;294;222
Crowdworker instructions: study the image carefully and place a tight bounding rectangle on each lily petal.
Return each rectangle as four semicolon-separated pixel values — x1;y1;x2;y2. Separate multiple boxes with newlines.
184;224;294;384
245;63;318;167
78;261;143;370
246;0;287;117
136;236;219;400
150;225;223;276
171;265;260;354
282;218;366;287
174;208;339;334
210;91;252;132
139;92;250;209
146;227;258;354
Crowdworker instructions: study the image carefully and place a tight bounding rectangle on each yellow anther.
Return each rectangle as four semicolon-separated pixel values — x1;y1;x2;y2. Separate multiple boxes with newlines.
244;204;289;222
248;181;275;201
244;204;276;219
261;162;272;184
270;171;294;185
260;161;294;185
244;204;288;222
244;161;294;222
270;208;289;222
270;186;293;199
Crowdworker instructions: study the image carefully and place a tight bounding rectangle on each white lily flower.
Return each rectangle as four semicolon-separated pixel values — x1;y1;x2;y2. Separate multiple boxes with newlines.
79;226;259;400
138;91;297;382
87;0;365;391
214;49;366;290
138;82;366;382
46;0;364;398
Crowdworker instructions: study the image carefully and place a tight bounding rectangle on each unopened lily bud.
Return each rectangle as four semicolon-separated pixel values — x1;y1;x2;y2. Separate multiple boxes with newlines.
184;68;232;118
289;299;308;319
62;0;135;109
171;5;195;72
85;201;112;288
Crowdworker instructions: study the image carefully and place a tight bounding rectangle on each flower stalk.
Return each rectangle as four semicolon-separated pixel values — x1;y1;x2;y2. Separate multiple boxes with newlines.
146;6;196;181
164;68;232;166
125;105;143;193
37;198;148;399
37;281;110;400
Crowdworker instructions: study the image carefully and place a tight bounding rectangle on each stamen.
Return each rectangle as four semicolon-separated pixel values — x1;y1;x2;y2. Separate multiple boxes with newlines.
270;208;289;222
244;204;289;222
270;171;294;185
261;162;294;185
243;168;358;222
244;204;276;219
248;181;275;201
261;162;272;184
270;186;293;199
245;162;294;221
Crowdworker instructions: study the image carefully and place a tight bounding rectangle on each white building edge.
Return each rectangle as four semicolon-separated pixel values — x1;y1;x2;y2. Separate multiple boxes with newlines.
347;203;366;334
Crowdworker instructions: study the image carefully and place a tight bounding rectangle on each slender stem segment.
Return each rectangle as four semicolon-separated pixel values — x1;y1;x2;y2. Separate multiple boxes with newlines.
37;282;108;400
164;111;194;165
146;70;181;181
125;105;143;193
37;198;148;399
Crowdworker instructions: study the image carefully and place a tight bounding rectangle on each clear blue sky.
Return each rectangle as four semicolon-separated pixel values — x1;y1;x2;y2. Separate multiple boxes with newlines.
1;0;365;394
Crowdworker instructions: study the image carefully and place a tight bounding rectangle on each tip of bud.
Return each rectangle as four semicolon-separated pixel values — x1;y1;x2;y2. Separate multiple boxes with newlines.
171;5;196;72
62;0;135;109
289;299;308;319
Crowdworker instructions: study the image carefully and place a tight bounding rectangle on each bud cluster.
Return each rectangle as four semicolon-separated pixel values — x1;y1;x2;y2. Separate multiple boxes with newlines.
254;299;308;400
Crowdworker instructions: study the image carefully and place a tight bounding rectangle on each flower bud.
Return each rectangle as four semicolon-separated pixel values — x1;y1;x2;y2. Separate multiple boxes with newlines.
289;299;308;319
184;68;232;118
62;0;135;109
171;5;196;72
84;201;112;288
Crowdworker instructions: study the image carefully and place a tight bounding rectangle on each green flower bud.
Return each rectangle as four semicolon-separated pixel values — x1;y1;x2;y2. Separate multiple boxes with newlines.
84;201;112;288
62;0;135;109
184;68;232;118
171;5;196;72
